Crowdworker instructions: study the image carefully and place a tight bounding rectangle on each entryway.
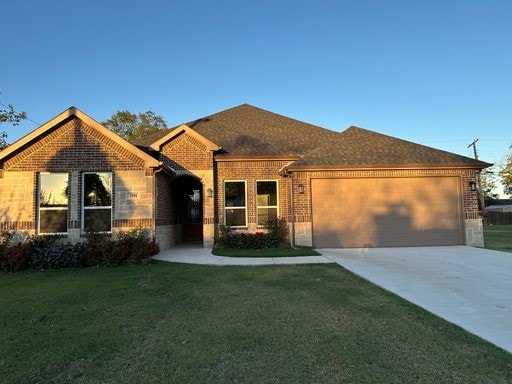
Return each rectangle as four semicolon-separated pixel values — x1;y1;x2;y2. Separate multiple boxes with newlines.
173;175;203;243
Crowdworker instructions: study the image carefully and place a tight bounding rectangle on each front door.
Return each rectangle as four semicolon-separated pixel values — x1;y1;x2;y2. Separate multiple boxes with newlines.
184;188;203;242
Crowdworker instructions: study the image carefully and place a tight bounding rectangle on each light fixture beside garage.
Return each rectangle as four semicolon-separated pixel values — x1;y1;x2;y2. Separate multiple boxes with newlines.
469;181;477;192
298;184;305;194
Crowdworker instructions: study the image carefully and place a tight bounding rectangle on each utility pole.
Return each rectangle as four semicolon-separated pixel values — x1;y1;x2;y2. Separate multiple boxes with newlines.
467;139;486;214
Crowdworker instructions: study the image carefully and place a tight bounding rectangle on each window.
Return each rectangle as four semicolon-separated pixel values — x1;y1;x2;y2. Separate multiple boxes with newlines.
38;173;68;234
82;172;112;232
256;181;278;226
224;181;246;227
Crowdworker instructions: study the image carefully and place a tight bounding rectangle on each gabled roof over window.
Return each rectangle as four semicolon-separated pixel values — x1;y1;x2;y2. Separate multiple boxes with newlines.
0;107;160;169
134;104;341;158
148;124;221;152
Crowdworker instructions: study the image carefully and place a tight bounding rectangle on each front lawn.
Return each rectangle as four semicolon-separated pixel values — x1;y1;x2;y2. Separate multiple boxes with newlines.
212;247;321;257
1;263;511;383
484;224;512;253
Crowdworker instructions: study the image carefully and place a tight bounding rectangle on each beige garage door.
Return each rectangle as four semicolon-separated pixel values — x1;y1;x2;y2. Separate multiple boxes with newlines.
311;177;464;248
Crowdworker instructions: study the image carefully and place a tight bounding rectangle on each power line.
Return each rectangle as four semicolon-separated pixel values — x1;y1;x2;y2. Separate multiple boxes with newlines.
0;101;40;125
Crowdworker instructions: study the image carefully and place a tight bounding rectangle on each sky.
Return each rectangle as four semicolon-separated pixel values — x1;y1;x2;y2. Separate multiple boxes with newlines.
1;0;511;195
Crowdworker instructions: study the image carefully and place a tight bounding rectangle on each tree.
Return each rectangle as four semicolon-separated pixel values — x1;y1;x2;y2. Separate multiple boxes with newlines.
480;168;500;207
0;103;27;150
102;110;167;142
499;144;512;197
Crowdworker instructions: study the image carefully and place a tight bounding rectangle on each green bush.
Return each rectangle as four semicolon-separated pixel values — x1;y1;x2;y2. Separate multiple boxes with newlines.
264;217;290;246
216;218;289;250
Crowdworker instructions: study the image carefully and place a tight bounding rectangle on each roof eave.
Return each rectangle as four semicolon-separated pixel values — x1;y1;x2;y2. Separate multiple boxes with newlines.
214;154;302;162
283;162;493;173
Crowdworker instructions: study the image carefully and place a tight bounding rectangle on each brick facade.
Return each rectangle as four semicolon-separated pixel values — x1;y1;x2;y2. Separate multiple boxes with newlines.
215;159;291;233
0;116;156;242
0;107;486;250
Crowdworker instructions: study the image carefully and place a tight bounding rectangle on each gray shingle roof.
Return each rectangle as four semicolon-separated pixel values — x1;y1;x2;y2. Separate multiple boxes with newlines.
291;126;489;168
133;104;490;169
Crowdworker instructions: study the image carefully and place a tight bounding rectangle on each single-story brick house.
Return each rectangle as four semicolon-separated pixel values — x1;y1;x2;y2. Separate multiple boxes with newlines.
0;104;490;249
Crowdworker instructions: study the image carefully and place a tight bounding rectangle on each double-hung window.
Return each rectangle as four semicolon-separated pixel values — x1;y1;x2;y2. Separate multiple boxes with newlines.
38;173;69;234
224;181;247;227
82;172;112;232
256;180;278;226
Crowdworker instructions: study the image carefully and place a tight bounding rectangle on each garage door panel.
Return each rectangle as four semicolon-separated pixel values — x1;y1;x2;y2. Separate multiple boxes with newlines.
312;177;464;248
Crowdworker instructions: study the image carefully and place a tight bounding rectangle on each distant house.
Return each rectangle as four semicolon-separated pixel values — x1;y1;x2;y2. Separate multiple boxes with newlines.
486;205;512;213
0;104;490;249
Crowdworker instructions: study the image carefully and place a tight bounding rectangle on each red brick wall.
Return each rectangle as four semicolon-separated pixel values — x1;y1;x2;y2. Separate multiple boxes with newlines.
0;116;153;237
215;160;291;227
160;132;213;171
4;117;145;172
155;171;175;225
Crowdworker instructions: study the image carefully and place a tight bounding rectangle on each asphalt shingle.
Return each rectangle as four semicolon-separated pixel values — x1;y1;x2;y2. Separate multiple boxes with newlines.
133;104;490;169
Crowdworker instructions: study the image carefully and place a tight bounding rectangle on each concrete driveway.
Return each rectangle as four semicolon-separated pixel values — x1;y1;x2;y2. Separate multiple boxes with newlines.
321;246;512;354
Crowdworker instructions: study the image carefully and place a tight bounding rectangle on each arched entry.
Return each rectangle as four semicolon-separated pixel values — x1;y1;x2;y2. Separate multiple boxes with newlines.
173;175;203;243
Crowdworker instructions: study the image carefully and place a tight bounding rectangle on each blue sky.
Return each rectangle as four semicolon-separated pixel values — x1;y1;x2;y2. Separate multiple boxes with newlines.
1;1;511;195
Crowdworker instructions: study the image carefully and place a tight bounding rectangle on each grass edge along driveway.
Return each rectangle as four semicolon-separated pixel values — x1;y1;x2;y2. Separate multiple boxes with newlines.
1;262;511;384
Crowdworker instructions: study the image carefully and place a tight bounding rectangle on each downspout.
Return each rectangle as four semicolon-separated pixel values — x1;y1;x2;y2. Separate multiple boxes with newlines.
289;174;296;248
279;161;296;248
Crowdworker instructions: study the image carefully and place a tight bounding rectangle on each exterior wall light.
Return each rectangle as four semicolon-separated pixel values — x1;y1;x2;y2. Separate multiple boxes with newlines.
298;184;305;194
469;181;477;191
206;188;213;198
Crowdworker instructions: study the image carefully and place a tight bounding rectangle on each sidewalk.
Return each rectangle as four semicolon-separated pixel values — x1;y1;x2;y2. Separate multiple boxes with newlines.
154;246;333;266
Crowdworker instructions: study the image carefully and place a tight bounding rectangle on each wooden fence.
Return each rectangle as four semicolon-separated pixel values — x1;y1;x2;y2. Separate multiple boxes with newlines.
486;211;512;225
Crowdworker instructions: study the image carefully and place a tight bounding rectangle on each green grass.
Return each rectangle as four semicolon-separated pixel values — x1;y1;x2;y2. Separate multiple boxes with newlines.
484;224;512;253
1;263;511;383
211;247;321;257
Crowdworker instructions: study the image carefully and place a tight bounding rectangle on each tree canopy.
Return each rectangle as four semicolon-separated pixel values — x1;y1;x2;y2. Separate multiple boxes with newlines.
0;103;27;150
102;110;167;142
499;144;512;197
480;167;500;207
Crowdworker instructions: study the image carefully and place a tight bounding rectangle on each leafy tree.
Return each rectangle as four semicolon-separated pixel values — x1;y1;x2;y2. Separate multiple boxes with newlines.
0;103;27;150
480;168;500;206
102;110;167;142
499;145;512;197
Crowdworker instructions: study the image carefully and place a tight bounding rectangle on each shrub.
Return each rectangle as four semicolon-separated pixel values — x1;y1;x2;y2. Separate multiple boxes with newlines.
112;227;160;263
215;219;288;250
83;231;113;266
264;217;290;246
0;242;29;272
0;227;160;272
29;242;86;270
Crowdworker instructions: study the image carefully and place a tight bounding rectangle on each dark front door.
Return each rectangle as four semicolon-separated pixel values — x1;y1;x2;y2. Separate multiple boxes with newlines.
184;188;203;242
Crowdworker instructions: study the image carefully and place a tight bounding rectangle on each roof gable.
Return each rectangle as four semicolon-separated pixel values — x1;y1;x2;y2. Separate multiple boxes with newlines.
149;124;221;152
0;107;160;169
135;104;341;157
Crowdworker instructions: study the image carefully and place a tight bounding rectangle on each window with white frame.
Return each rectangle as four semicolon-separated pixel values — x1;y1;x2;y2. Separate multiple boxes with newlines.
82;172;112;232
38;173;69;234
224;181;247;227
256;180;278;226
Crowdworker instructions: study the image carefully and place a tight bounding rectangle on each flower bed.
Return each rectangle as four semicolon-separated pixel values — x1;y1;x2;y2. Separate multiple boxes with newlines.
0;228;159;272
